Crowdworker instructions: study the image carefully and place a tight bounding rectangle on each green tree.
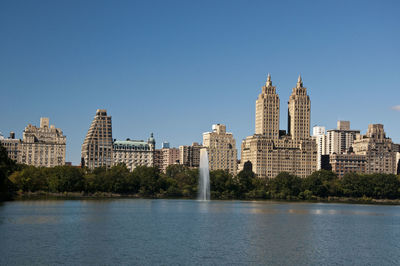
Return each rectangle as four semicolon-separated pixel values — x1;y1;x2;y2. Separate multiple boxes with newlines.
268;172;302;199
47;166;85;192
302;170;339;197
0;145;18;199
9;166;48;192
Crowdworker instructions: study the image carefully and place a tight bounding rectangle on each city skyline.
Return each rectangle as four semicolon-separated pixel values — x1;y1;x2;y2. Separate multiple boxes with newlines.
1;1;399;164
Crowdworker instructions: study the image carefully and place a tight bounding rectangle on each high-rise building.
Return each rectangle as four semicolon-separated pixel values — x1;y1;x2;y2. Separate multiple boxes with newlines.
154;149;163;171
81;109;113;169
0;132;21;161
313;121;360;171
326;121;360;154
352;124;397;174
179;142;203;168
240;75;317;178
18;118;66;167
112;134;155;171
160;147;180;173
312;126;327;170
255;74;280;139
288;76;311;140
203;124;237;175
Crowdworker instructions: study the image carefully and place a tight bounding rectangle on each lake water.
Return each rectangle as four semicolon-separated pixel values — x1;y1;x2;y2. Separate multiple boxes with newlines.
0;199;399;265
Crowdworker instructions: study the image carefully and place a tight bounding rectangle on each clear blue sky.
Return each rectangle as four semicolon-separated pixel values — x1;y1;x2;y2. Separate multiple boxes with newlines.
1;0;399;164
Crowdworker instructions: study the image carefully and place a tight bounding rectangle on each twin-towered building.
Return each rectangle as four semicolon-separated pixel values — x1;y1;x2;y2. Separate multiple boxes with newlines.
240;75;317;178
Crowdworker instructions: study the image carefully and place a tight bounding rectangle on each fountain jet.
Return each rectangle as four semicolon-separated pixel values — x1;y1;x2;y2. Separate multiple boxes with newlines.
198;148;210;201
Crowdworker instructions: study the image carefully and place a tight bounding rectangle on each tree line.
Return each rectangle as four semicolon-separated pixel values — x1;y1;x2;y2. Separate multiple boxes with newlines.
1;146;400;200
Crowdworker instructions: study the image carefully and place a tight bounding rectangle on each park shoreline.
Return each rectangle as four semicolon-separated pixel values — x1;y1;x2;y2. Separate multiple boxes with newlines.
9;191;400;205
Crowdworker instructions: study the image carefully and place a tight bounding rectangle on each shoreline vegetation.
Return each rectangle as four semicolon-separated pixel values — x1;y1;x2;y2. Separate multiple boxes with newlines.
1;147;400;205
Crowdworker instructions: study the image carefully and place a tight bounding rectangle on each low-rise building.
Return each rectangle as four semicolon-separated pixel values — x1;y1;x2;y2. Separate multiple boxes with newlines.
329;152;367;178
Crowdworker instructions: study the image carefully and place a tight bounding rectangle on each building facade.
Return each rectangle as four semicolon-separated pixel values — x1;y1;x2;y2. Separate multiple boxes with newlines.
240;75;317;178
18;118;66;167
161;147;180;173
81;109;113;169
255;74;280;139
0;132;21;161
329;152;367;178
203;124;237;175
312;126;327;170
326;121;360;155
112;134;155;171
352;124;397;175
179;142;203;168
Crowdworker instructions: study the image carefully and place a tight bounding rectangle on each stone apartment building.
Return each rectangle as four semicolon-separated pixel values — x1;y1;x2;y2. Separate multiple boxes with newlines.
240;75;317;178
352;124;397;175
160;147;180;173
112;134;155;171
203;124;237;175
329;151;367;178
18;118;66;167
0;132;21;161
179;142;203;168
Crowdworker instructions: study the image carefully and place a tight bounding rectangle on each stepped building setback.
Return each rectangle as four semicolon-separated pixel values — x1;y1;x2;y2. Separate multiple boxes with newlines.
81;109;113;169
240;75;317;178
352;124;397;175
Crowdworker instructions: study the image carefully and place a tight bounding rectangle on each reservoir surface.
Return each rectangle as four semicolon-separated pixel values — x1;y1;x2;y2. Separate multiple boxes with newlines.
0;199;399;265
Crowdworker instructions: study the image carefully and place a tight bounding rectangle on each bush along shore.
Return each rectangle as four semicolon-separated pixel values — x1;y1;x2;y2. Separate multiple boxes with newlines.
1;146;400;203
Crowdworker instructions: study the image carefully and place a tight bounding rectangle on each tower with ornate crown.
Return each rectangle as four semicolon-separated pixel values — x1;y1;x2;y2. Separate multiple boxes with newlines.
288;75;311;140
240;75;317;178
255;74;280;139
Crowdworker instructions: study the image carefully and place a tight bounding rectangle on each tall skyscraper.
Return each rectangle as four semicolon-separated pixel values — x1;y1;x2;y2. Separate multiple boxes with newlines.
240;75;317;178
81;109;113;169
288;75;311;140
312;126;327;170
255;74;280;139
18;118;66;167
203;124;237;175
